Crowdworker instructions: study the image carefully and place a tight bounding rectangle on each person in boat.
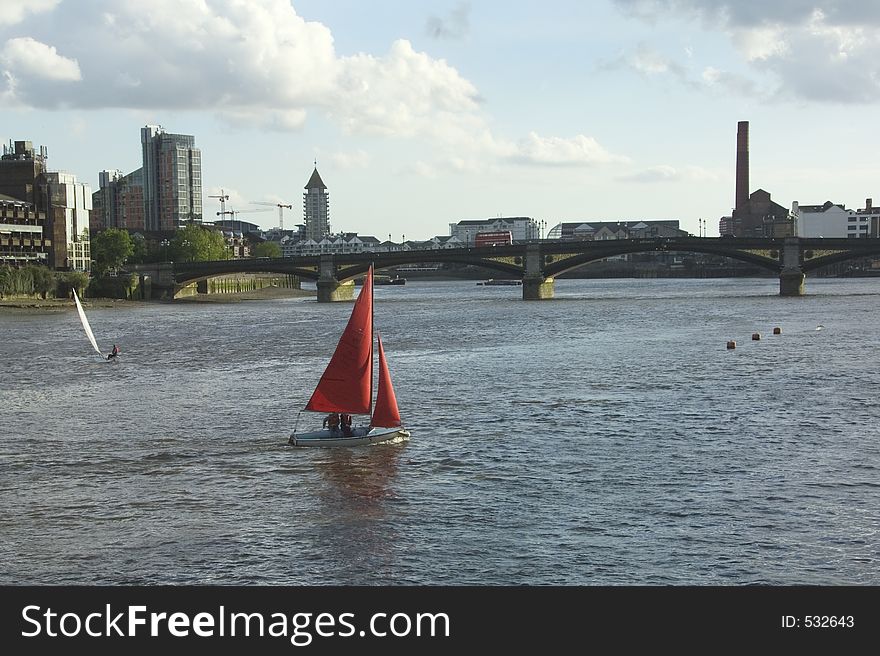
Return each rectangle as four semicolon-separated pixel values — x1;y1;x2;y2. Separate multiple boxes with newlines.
107;344;120;360
340;413;353;437
323;412;340;433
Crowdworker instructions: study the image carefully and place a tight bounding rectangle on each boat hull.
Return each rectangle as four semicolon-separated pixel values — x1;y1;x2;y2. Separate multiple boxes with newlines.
288;426;410;447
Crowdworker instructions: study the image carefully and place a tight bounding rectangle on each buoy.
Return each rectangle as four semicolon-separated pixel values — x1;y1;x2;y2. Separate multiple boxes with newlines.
773;327;781;335
752;333;761;341
726;340;736;349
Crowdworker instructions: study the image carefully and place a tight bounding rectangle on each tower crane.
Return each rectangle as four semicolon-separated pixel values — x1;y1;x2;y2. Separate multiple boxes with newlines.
208;189;230;222
251;201;294;231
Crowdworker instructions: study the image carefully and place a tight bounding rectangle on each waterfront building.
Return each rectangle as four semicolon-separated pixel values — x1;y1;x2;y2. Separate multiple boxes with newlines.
0;195;49;267
303;167;330;241
792;200;860;238
730;189;794;237
0;140;91;270
42;171;92;271
141;125;202;231
449;217;538;245
856;198;880;238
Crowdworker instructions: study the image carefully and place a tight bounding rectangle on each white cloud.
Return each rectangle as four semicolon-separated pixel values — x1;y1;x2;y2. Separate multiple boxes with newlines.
0;0;59;27
0;0;629;172
613;1;880;103
330;39;482;139
1;37;80;81
508;132;629;167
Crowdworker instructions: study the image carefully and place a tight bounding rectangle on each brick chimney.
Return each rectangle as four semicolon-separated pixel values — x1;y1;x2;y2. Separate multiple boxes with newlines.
735;121;749;211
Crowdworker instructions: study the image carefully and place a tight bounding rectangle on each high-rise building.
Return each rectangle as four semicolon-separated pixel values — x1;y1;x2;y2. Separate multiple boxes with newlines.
92;168;145;233
141;125;202;231
42;171;92;271
303;166;329;241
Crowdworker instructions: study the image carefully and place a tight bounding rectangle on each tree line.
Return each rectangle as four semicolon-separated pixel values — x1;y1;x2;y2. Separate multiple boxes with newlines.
1;225;282;299
92;225;281;275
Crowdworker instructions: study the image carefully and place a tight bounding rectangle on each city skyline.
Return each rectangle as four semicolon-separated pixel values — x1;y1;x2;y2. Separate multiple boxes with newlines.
1;1;878;238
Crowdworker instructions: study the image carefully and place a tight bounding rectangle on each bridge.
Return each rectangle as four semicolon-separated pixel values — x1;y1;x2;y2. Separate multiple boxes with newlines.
133;236;880;302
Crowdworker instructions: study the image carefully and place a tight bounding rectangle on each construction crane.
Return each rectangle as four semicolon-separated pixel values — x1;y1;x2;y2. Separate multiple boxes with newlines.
221;208;273;234
251;201;294;231
208;189;230;222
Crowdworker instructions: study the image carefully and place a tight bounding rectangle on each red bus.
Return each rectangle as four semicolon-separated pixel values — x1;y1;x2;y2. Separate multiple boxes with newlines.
474;231;512;247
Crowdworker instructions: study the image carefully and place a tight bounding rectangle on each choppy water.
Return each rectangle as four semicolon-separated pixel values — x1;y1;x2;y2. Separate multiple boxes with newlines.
1;277;879;584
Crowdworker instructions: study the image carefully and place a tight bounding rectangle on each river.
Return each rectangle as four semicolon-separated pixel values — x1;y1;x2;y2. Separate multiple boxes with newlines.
1;277;879;584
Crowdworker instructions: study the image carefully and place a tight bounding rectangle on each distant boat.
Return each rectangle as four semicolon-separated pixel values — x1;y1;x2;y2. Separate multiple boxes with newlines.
355;273;405;286
477;278;522;286
289;266;410;447
376;275;406;285
72;288;114;361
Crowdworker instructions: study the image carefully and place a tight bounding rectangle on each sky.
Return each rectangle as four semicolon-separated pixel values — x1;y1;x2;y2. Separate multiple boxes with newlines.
1;0;879;239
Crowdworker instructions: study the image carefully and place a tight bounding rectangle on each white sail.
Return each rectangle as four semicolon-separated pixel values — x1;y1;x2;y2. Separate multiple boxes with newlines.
72;288;103;356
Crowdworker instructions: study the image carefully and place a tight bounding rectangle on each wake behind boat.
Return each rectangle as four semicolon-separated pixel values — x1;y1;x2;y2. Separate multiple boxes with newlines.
289;266;410;447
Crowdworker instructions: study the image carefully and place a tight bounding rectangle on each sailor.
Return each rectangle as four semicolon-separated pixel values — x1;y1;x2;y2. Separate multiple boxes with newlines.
340;413;353;437
323;412;340;432
107;344;120;360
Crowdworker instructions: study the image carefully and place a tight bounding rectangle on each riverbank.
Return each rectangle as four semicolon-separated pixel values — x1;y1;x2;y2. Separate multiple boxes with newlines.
0;286;314;311
174;286;315;303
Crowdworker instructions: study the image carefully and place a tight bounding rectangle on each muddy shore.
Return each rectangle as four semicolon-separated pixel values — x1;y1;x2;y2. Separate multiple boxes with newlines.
0;286;315;311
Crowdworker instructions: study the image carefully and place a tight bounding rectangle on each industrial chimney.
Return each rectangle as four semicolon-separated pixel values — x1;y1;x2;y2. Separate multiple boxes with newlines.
735;121;749;211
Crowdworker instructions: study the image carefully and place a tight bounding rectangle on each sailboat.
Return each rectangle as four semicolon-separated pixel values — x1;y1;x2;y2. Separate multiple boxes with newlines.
72;288;113;362
289;266;410;447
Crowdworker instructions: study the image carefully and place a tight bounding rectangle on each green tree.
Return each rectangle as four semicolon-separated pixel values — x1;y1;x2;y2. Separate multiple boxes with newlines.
92;228;134;274
172;224;227;262
30;265;55;299
251;241;281;258
128;233;148;264
58;270;90;298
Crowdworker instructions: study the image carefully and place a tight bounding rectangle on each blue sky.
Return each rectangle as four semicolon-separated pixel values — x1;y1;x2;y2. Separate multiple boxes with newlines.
2;0;878;238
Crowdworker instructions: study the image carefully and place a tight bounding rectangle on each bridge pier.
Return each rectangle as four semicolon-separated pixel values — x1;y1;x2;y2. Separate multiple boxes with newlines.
779;237;805;296
522;243;554;300
523;276;554;300
316;254;354;302
317;279;355;302
779;268;805;296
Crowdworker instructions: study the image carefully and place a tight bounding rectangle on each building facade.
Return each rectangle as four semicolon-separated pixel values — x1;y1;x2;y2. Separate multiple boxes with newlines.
303;167;330;241
0;140;91;270
141;125;202;231
42;172;92;271
449;217;538;245
856;198;880;238
92;168;146;233
546;220;687;239
0;195;49;267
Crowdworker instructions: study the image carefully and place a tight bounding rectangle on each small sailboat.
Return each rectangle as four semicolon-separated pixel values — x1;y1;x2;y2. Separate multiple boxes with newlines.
72;288;112;361
289;266;410;447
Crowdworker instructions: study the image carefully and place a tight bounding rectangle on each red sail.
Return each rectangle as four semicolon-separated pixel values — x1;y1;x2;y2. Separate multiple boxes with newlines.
371;334;401;428
305;268;373;414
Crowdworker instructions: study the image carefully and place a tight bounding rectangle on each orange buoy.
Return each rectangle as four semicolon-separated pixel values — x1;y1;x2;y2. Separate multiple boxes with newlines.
752;333;761;341
773;327;781;335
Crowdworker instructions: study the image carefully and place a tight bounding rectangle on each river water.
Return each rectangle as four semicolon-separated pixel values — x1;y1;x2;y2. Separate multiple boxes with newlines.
1;277;879;585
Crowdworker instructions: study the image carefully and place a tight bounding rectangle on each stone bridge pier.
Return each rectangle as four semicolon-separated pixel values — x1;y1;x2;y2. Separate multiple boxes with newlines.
779;237;805;297
316;254;355;303
522;243;554;300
